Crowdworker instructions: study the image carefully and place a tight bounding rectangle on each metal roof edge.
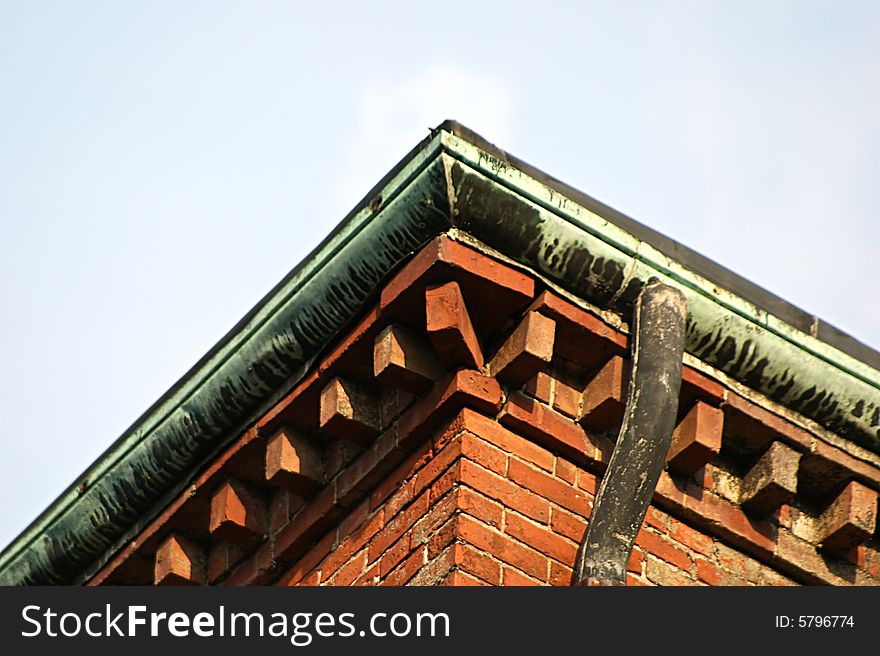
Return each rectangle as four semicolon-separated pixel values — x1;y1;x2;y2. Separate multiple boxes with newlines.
2;120;877;585
0;129;452;585
440;141;880;452
437;120;880;373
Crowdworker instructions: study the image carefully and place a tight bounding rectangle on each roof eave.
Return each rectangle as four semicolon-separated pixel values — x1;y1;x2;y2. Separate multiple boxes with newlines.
441;134;880;453
0;129;452;585
1;122;878;585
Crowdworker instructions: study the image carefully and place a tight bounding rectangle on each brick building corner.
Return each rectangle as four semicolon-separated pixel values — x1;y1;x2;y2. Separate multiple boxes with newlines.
2;122;878;586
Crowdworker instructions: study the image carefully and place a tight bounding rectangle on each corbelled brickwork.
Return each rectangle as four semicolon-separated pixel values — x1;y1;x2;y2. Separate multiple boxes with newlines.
87;235;880;586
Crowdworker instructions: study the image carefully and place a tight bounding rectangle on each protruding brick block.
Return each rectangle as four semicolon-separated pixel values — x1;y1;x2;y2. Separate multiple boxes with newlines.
373;324;442;393
553;378;581;418
579;356;628;431
265;427;323;495
740;442;801;515
209;479;267;544
523;371;554;404
425;281;484;369
818;480;877;554
154;534;206;585
207;542;244;583
666;401;723;475
380;236;535;338
527;290;627;369
499;392;593;466
487;311;555;386
319;377;381;445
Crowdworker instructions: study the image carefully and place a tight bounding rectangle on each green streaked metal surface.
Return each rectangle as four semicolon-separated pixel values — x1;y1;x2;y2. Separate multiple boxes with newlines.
1;122;879;585
445;151;880;452
442;131;880;391
0;134;451;585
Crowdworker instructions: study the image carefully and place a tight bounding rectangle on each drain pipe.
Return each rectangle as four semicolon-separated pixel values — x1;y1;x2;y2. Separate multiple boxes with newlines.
574;281;686;586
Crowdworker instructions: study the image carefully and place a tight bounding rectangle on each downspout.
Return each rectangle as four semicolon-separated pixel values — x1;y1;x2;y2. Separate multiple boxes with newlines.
574;282;686;585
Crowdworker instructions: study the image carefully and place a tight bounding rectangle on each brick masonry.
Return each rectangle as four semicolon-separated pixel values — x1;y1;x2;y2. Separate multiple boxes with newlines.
87;235;880;587
272;406;805;587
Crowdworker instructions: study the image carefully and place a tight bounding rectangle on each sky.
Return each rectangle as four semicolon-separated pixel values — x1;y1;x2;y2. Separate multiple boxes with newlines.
0;1;878;551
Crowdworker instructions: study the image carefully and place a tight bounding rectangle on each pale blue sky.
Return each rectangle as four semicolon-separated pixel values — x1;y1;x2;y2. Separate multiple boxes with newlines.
1;1;878;550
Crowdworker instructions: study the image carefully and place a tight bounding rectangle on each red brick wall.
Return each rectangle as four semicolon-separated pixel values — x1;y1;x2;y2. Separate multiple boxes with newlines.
271;407;797;586
87;235;880;587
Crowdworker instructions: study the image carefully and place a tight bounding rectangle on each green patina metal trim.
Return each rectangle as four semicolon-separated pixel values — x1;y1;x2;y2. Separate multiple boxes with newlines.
1;122;878;585
0;132;451;585
444;152;880;452
441;132;880;392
